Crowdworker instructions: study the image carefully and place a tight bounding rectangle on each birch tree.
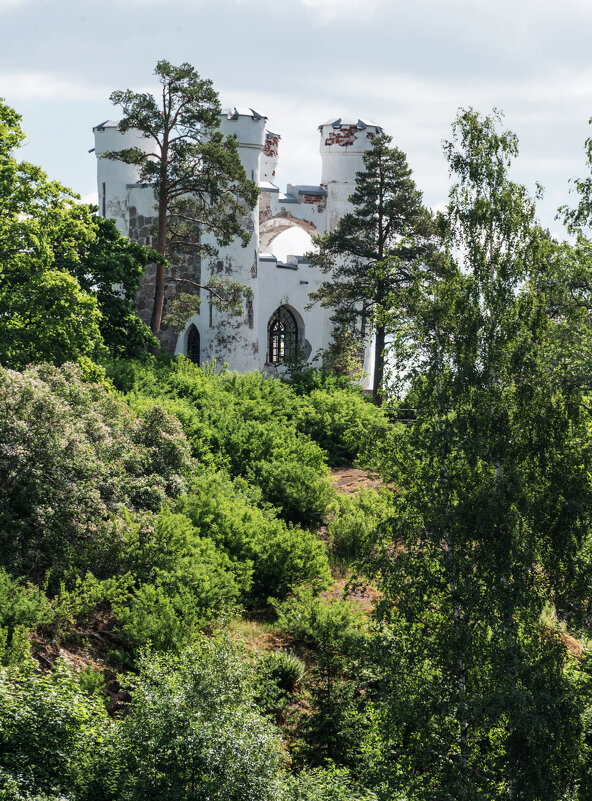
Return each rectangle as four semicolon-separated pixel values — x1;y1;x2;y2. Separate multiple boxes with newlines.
362;109;591;800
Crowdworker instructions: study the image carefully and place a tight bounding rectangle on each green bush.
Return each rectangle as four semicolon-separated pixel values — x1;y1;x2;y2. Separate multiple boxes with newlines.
251;525;331;602
118;358;333;526
0;660;112;800
273;588;365;651
295;389;390;467
258;649;306;693
328;490;393;562
286;766;378;801
0;571;53;666
0;363;193;581
114;511;246;651
179;471;330;604
114;637;285;801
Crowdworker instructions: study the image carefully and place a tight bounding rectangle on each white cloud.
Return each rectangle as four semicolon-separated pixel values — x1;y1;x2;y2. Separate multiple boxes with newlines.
0;0;27;9
298;0;384;21
0;72;106;102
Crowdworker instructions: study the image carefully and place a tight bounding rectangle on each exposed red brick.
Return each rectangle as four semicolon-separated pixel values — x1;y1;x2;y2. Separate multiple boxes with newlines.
324;125;359;147
263;135;279;159
302;194;327;212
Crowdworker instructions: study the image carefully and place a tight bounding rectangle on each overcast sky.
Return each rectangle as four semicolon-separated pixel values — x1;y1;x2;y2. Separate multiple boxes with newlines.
2;0;592;255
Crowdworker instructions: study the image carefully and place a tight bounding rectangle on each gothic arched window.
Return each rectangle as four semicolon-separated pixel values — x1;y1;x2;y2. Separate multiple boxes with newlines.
187;324;200;365
268;306;298;364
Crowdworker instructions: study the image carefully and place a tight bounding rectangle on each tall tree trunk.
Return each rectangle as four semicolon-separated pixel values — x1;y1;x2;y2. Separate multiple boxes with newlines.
150;158;169;335
373;323;386;403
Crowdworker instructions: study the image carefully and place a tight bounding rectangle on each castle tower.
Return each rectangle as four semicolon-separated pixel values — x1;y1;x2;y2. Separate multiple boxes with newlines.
199;108;267;372
93;121;155;237
319;117;383;232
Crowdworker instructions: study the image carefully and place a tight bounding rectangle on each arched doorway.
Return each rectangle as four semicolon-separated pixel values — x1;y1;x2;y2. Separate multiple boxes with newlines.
186;324;200;365
268;306;298;364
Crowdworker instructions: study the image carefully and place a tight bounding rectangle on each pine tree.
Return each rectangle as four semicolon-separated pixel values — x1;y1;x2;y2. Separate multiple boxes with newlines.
309;133;437;400
104;61;258;335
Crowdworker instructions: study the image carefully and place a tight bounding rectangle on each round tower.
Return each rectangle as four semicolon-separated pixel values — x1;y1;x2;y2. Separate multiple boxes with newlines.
219;107;267;184
93;121;155;234
190;107;267;373
319;117;383;232
218;107;267;255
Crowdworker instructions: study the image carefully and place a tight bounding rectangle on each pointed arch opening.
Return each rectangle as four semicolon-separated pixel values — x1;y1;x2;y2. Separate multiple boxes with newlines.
186;324;200;365
267;305;298;364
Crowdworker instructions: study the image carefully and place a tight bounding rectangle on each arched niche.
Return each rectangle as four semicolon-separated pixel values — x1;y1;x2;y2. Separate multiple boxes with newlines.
185;324;200;365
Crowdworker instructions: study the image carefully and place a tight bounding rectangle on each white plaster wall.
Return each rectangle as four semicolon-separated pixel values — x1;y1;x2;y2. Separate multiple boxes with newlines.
255;257;333;370
94;124;155;235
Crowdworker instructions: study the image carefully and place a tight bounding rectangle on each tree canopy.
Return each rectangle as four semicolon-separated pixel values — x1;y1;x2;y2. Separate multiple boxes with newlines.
0;99;158;368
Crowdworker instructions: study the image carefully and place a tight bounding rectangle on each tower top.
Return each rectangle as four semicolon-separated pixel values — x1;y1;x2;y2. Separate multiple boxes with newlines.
225;107;267;121
318;117;382;132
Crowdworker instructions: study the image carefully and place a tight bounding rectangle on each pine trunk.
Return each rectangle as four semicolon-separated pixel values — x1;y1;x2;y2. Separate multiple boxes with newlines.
150;155;169;335
372;323;386;403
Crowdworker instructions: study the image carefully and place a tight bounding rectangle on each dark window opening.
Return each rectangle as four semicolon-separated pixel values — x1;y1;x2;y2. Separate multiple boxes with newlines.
187;325;200;365
268;306;298;364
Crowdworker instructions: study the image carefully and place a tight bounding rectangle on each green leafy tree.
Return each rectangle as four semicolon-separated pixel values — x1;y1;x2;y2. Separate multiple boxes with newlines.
0;362;192;581
309;133;437;399
0;101;103;369
51;210;159;358
0;659;112;799
0;99;158;367
113;637;285;801
104;60;259;335
361;109;592;799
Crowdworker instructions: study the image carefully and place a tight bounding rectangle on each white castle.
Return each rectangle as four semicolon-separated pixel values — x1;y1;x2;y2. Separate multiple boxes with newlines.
93;110;381;386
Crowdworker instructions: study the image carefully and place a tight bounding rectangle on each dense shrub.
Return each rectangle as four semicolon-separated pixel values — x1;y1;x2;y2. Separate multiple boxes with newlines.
250;524;331;602
286;766;378;801
179;471;331;603
114;510;247;651
328;489;393;562
113;637;285;801
0;363;192;580
0;571;52;665
117;359;334;525
0;660;112;799
295;389;390;467
274;589;369;769
113;359;393;522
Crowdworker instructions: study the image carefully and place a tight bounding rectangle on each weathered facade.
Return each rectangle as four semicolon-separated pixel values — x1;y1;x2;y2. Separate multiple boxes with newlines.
93;111;382;385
